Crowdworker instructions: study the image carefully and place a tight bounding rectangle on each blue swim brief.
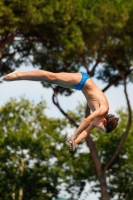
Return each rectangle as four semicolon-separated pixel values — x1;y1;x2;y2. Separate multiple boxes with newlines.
74;72;91;90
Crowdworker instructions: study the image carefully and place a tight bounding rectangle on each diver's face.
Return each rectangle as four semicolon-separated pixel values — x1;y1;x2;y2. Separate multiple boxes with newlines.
93;117;106;132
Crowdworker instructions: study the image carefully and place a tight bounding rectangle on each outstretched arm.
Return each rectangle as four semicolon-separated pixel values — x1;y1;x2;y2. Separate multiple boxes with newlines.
74;123;94;145
68;122;95;150
71;109;101;140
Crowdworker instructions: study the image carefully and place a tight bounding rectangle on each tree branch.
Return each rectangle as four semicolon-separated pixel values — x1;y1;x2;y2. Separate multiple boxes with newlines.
51;88;78;128
1;52;16;59
85;105;103;173
0;30;20;58
90;54;104;76
81;54;89;74
86;135;110;200
108;53;125;80
81;51;105;76
85;105;110;200
104;55;132;171
104;82;132;171
102;69;133;92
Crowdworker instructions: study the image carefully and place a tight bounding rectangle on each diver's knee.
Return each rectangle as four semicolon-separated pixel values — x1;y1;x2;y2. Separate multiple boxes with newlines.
45;72;57;81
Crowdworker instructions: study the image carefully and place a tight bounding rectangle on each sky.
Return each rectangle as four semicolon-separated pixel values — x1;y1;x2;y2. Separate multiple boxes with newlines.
0;65;133;200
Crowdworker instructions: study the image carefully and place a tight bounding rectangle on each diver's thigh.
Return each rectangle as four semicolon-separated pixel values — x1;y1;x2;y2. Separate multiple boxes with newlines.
55;72;81;84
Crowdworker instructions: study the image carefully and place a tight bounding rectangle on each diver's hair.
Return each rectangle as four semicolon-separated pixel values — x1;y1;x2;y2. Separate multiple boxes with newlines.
104;114;119;133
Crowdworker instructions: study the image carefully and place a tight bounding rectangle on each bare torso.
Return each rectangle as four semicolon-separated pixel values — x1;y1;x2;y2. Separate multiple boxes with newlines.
81;78;109;112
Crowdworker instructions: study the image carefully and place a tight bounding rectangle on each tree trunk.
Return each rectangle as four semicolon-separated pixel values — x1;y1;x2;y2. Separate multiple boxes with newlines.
19;151;25;200
99;171;110;200
18;187;23;200
85;105;110;200
86;135;110;200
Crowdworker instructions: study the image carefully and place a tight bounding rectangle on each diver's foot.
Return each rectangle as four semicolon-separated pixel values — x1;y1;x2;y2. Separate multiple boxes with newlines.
3;70;20;81
67;138;76;151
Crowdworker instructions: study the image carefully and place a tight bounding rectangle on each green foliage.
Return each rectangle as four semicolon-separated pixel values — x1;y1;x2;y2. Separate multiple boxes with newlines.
90;108;133;199
67;102;86;127
0;97;91;200
0;0;133;92
0;98;133;199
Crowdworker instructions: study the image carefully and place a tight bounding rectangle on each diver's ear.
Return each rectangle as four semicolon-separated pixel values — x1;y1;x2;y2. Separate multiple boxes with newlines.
103;118;107;123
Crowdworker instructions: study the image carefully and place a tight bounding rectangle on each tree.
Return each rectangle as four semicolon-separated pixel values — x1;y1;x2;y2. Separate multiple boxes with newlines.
0;98;90;200
0;0;133;199
0;100;133;200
